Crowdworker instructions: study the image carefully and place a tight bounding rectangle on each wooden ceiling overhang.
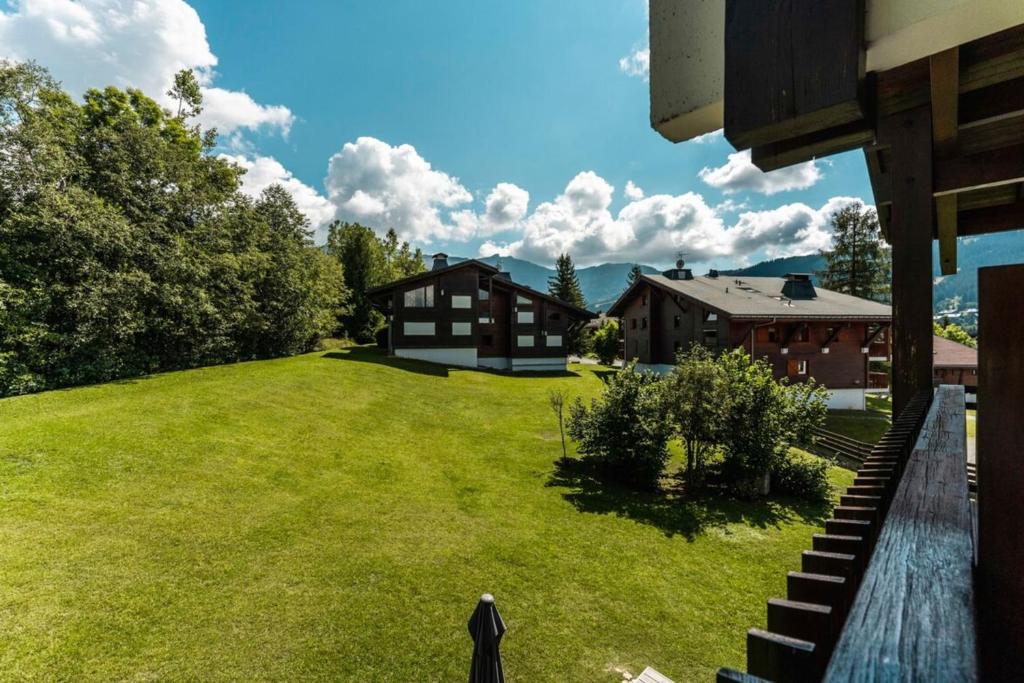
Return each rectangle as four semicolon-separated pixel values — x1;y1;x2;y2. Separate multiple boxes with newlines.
721;3;1024;276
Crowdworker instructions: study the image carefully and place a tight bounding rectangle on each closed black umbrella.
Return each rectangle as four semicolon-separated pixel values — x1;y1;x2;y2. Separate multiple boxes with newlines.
467;593;506;683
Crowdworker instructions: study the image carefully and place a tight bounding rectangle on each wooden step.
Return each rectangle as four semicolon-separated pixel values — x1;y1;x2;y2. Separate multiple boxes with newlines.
746;628;817;683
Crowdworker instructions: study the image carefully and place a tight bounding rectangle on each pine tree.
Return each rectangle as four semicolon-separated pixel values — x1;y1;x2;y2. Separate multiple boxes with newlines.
548;253;588;355
627;264;644;287
817;205;891;302
548;253;586;309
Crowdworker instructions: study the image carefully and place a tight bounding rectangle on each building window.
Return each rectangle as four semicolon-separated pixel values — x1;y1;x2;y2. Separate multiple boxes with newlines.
546;335;562;347
517;334;534;347
641;294;647;306
795;326;809;342
403;321;435;336
631;318;637;330
704;330;718;346
452;322;472;336
641;317;648;330
516;294;532;305
478;288;489;301
479;315;492;324
451;295;472;309
768;327;778;343
481;334;494;346
797;360;808;375
517;310;534;324
403;285;434;308
673;315;681;329
706;312;718;322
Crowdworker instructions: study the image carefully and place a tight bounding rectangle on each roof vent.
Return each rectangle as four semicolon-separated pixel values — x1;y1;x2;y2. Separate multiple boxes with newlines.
708;269;719;278
495;271;512;281
663;267;693;281
431;252;449;271
781;273;816;300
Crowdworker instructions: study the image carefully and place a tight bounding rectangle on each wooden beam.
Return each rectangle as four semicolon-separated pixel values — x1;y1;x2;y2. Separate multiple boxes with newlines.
934;143;1024;197
821;325;843;350
863;323;889;347
937;194;959;275
930;48;960;158
978;264;1024;679
959;198;1024;235
751;120;874;172
879;106;934;416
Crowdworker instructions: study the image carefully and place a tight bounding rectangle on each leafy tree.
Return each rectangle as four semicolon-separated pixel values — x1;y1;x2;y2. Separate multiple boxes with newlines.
627;264;644;287
934;321;976;348
0;61;347;397
567;362;671;489
326;222;386;342
661;344;726;488
167;68;203;119
715;350;828;496
817;204;891;302
380;228;425;283
591;318;620;365
548;253;588;355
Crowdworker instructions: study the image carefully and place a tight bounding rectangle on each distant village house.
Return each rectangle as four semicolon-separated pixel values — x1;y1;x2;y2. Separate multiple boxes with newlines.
608;262;892;410
368;254;596;373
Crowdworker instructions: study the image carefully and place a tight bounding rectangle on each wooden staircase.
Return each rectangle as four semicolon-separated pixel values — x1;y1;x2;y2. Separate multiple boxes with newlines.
716;392;932;683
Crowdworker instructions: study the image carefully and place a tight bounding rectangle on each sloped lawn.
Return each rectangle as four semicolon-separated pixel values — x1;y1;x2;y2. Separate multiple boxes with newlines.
0;348;852;681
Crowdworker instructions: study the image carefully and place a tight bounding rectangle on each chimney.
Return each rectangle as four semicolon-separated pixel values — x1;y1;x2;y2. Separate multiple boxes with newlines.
781;273;817;300
431;252;449;271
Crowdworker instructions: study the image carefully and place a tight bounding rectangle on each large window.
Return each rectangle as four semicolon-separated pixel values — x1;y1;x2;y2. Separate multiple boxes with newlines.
517;310;534;324
404;285;434;308
516;294;532;305
478;288;489;301
451;294;472;309
546;335;562;347
452;322;472;336
479;315;492;324
403;322;435;336
517;335;534;347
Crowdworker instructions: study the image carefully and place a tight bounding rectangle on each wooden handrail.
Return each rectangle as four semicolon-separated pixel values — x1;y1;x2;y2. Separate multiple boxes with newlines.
823;385;976;681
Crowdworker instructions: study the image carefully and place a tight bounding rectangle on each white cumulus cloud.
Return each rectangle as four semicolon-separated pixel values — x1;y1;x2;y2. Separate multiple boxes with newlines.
0;0;294;136
480;170;865;267
618;47;649;79
481;182;529;235
221;154;335;241
699;150;822;195
324;136;474;244
624;180;645;201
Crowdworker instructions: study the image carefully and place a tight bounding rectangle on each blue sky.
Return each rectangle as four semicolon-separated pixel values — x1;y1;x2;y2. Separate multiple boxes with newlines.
1;0;875;269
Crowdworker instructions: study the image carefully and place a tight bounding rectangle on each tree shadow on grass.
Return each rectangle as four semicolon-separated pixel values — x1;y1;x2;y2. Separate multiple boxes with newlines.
321;347;450;377
546;457;833;541
322;347;582;379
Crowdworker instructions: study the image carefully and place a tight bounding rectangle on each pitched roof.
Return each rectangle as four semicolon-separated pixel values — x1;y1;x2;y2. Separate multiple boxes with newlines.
608;274;892;320
366;259;596;319
933;334;978;368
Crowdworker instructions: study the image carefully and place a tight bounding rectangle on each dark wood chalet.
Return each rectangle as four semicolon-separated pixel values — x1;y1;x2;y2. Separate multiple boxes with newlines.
367;254;595;372
608;266;891;410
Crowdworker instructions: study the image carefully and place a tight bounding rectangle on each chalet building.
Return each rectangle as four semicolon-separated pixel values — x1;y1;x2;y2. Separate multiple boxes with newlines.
933;334;978;403
367;254;595;372
607;265;891;410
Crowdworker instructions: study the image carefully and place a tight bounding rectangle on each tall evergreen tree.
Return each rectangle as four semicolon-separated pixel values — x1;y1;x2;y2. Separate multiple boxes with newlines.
548;253;587;355
627;264;644;287
817;205;891;302
548;253;586;308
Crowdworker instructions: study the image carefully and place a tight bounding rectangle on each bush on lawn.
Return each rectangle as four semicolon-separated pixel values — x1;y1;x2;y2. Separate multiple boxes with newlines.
771;453;831;501
567;361;671;489
591;318;620;365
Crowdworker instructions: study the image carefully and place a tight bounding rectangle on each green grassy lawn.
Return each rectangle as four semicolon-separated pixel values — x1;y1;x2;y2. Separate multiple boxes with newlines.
0;348;852;681
825;395;892;445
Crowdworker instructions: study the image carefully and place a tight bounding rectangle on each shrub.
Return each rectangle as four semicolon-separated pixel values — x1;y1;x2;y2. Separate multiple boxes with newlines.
591;318;620;365
661;344;725;488
771;454;831;501
567;362;671;489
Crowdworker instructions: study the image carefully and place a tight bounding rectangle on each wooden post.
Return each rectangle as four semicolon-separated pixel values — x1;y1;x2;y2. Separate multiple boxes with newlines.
977;264;1024;679
879;106;934;415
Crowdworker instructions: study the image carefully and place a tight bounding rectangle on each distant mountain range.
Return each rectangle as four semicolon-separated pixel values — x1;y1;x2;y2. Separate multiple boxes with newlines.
441;229;1024;314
